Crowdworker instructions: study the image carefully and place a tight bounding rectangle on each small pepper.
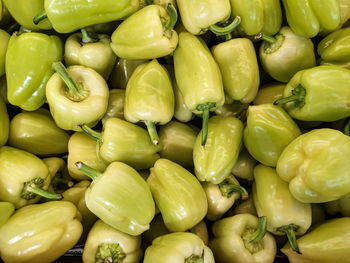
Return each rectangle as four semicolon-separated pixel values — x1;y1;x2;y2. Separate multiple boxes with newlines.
231;148;257;181
83;220;142;263
0;202;14;227
325;193;350;217
76;161;155;236
253;83;284;105
101;89;125;123
0;201;82;263
0;29;9;77
0;96;8;146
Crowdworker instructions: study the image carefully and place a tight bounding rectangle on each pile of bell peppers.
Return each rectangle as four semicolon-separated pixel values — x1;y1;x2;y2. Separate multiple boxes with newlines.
0;0;350;262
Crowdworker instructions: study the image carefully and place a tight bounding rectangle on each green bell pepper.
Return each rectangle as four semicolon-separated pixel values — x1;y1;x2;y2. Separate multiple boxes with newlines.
325;193;350;216
253;83;284;105
253;165;312;253
244;104;301;167
76;161;155;236
174;32;225;145
194;115;243;184
8;109;70;156
212;38;260;103
0;96;8;147
111;4;178;59
6;32;63;111
101;89;125;123
231;148;257;181
277;128;350;203
0;201;82;263
144;232;215;263
0;29;9;77
0;202;14;227
147;159;208;232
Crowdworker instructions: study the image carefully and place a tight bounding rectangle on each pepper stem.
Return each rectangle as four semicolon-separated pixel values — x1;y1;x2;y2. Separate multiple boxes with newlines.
75;162;101;181
274;84;306;108
185;255;204;263
249;217;267;243
277;224;301;254
145;121;160;145
344;118;350;136
164;4;178;31
27;185;62;200
209;16;241;36
219;182;249;200
33;11;48;25
81;28;98;44
225;33;232;41
79;125;103;142
197;102;216;146
51;176;74;188
255;33;277;44
6;22;20;35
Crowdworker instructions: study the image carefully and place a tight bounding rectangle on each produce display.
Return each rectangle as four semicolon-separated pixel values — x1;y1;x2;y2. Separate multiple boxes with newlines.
0;0;350;263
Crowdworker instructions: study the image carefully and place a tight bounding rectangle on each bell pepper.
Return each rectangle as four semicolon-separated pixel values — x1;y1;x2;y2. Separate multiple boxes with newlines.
0;96;8;147
6;32;63;111
109;58;148;90
124;59;174;145
232;197;257;216
275;66;350;121
0;29;9;77
144;232;215;263
212;38;260;103
0;202;14;227
65;29;117;80
0;201;82;263
3;0;52;30
281;218;350;263
253;165;312;253
76;161;155;236
276;128;350;203
231;148;257;181
229;0;282;36
282;0;342;38
8;109;70;156
67;132;108;181
259;26;316;83
111;4;178;59
46;62;109;131
194;116;243;184
244;104;301;167
210;214;276;263
101;89;125;123
0;146;62;208
203;175;248;221
81;117;161;170
325;193;350;216
147;159;208;232
253;83;284;105
159;120;199;169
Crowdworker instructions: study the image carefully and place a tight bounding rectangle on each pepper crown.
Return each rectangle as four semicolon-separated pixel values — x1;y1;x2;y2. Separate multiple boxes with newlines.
21;177;62;200
242;216;267;253
95;243;126;263
185;254;204;263
274;84;306;108
277;224;300;254
219;180;249;200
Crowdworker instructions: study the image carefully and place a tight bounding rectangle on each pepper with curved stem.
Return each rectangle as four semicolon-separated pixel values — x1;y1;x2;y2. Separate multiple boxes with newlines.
277;224;300;254
274;84;306;107
249;216;267;243
219;181;248;200
81;28;98;44
79;125;103;142
164;4;177;31
145;121;160;145
209;16;241;38
33;11;47;25
75;162;101;181
344;119;350;136
197;103;216;146
255;32;277;44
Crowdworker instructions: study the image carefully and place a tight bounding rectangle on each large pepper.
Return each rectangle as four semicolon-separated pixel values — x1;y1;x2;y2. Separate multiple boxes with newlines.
46;62;109;131
253;165;312;253
0;96;8;146
65;29;117;80
144;232;215;263
124;59;174;145
147;159;208;232
325;193;350;216
277;128;350;203
76;161;155;236
281;218;350;263
253;83;284;105
83;220;142;263
81;117;161;170
0;202;14;227
0;146;62;208
231;148;257;181
0;29;9;77
101;89;125;123
6;32;63;111
244;104;301;167
8;109;70;156
174;32;225;145
194;116;243;184
210;214;276;263
229;0;282;36
111;4;178;59
282;0;341;38
275;66;350;121
0;201;82;263
259;26;316;83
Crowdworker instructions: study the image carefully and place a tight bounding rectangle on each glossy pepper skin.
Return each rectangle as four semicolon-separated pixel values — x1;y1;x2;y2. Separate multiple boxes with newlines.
194;116;243;184
0;202;14;227
282;0;341;38
281;218;350;263
212;38;260;103
253;165;312;253
42;0;145;33
83;220;142;263
102;89;125;123
230;0;282;36
0;96;8;147
0;201;82;263
0;29;9;77
144;232;215;263
147;159;208;232
77;161;155;236
65;32;117;80
277;128;350;203
259;27;316;83
6;32;63;111
231;149;257;181
253;83;284;105
244;104;301;167
325;193;350;216
111;4;178;59
276;66;350;121
8;109;70;156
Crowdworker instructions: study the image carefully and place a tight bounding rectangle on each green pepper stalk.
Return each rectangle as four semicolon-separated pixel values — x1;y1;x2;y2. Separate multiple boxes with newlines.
274;84;306;107
219;180;248;200
33;11;48;25
254;32;277;44
208;16;241;41
344;118;350;136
